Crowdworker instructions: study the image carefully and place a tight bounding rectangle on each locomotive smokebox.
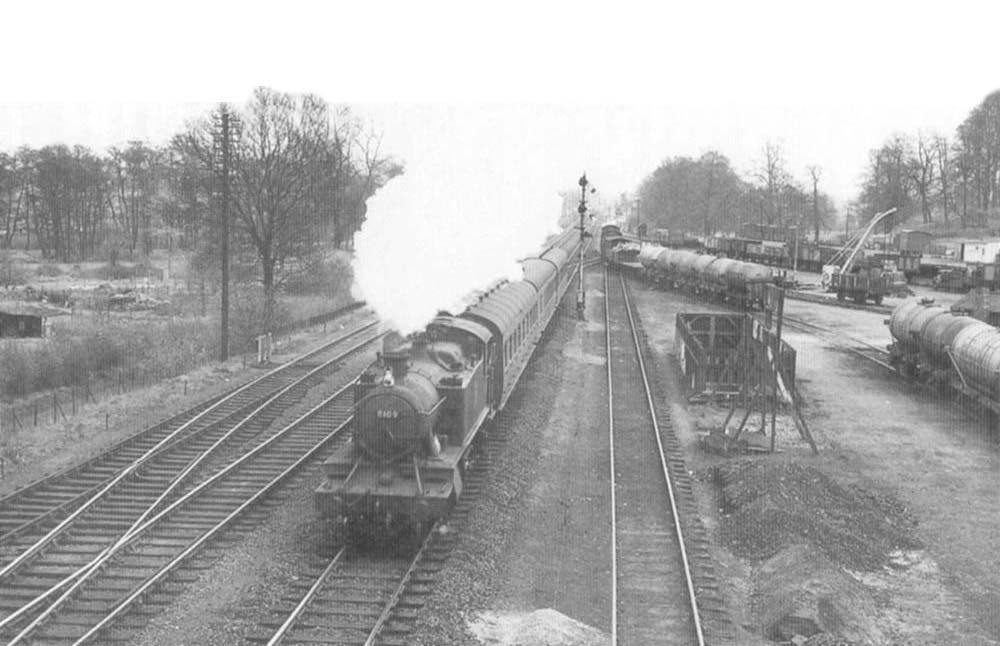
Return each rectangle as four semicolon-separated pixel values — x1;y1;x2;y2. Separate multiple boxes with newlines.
382;334;409;381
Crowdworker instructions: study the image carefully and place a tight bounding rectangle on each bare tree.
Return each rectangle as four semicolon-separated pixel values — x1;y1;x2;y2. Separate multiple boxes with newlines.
174;89;401;315
953;139;973;226
807;165;823;242
700;150;725;235
955;91;1000;222
31;145;108;261
0;153;17;248
858;135;914;224
932;135;952;225
908;133;936;224
107;141;159;258
755;141;791;225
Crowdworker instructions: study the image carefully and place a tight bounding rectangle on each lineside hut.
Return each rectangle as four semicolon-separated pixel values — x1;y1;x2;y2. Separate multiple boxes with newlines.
0;302;69;338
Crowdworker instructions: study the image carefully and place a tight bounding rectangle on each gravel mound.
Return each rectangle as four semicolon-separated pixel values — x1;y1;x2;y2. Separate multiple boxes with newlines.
467;609;609;646
716;459;921;570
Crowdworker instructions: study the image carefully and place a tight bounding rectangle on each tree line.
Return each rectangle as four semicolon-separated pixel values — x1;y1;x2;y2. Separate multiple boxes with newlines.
855;90;1000;229
0;88;403;299
632;144;836;242
634;88;1000;239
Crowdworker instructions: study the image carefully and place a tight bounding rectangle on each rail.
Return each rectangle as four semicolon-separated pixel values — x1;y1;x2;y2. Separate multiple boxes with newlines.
782;315;893;371
0;319;381;582
7;384;357;645
605;266;706;646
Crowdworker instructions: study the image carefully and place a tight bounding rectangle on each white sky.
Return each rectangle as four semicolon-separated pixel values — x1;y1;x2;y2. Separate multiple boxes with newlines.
0;0;1000;201
3;1;996;204
4;1;998;330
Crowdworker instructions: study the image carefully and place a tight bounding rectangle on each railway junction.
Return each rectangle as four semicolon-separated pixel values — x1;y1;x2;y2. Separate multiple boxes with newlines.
0;245;998;646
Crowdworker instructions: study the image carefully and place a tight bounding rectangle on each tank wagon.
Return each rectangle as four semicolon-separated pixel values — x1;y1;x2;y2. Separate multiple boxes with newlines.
315;228;581;542
887;299;1000;414
625;243;776;309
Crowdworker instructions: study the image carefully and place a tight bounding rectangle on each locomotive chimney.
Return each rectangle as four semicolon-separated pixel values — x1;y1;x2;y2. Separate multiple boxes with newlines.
382;334;409;381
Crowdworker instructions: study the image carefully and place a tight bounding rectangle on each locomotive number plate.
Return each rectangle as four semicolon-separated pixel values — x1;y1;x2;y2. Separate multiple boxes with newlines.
376;409;400;419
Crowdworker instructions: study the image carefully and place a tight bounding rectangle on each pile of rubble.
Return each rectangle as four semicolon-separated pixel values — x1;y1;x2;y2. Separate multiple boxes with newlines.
715;459;920;571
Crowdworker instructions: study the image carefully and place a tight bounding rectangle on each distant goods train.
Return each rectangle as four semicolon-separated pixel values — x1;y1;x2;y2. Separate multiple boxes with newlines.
600;223;641;266
315;227;582;542
653;222;922;276
887;299;1000;415
601;224;777;309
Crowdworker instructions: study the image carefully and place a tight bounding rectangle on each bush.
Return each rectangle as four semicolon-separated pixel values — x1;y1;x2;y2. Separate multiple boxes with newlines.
0;260;27;286
228;286;291;353
36;263;64;277
0;278;356;401
1;345;35;396
82;263;161;281
284;254;353;296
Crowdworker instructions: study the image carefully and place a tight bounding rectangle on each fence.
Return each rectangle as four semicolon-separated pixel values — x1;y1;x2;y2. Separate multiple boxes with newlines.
0;301;365;477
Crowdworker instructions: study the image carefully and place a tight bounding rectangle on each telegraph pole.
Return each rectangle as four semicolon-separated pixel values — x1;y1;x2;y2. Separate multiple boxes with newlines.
212;105;239;361
635;197;641;239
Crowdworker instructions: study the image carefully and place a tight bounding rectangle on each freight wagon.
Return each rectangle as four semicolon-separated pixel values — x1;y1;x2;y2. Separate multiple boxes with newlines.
888;299;1000;418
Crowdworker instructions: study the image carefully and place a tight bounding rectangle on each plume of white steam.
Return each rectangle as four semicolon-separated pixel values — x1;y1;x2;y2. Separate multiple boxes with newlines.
353;143;564;335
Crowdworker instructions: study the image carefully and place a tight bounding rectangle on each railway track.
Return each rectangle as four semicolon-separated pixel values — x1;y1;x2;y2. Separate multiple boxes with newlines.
604;267;731;645
247;338;530;646
782;315;894;370
248;280;578;646
251;538;432;646
784;288;893;315
0;380;357;645
0;312;379;547
0;317;387;645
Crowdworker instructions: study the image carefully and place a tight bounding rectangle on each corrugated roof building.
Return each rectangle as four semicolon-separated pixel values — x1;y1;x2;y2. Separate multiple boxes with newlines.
0;302;69;338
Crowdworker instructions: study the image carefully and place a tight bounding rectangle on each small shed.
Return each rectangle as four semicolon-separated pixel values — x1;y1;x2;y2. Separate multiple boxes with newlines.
961;240;1000;264
896;230;934;253
0;302;69;338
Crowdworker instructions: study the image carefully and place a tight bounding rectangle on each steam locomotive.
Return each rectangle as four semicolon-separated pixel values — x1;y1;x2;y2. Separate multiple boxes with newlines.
315;228;582;542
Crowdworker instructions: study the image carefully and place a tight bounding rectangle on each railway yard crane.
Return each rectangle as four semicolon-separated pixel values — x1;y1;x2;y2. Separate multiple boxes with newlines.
821;207;898;305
